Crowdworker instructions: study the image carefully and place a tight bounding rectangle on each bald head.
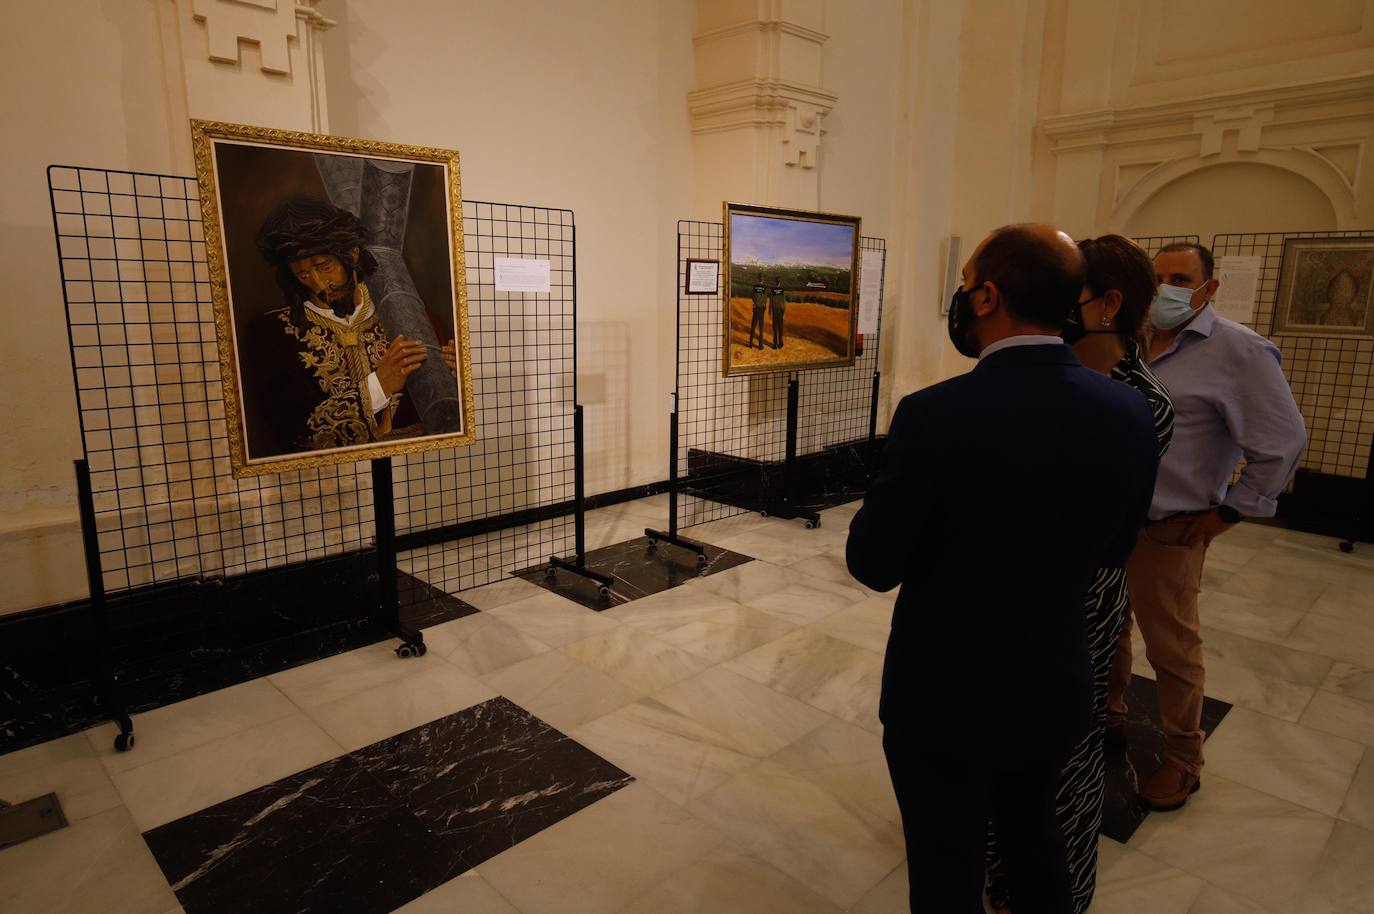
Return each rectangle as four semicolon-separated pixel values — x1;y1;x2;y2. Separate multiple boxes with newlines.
966;223;1085;331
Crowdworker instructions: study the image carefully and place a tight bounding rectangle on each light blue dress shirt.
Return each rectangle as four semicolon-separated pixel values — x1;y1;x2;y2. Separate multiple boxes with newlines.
978;335;1065;360
1146;305;1306;520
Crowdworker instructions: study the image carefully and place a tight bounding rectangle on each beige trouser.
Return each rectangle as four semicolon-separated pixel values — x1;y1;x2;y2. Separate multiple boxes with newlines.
1106;515;1209;776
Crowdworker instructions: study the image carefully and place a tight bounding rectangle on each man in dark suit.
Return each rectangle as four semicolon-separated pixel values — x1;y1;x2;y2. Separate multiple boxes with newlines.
847;225;1159;914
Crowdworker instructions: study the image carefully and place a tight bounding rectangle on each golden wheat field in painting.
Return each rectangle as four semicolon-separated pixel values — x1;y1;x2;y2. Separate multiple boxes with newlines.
727;295;852;369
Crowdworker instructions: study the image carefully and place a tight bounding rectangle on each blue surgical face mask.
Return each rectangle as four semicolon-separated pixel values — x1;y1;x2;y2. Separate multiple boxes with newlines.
1150;282;1204;330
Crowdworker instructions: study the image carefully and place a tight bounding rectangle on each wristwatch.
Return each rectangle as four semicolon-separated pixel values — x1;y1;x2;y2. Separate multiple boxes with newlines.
1216;505;1243;524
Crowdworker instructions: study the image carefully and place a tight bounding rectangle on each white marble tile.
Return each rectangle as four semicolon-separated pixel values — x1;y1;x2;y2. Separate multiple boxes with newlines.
767;718;898;826
710;529;830;566
687;760;905;908
1206;540;1260;574
479;782;724;914
1217;567;1329;613
0;805;180;914
1260;543;1374;594
1203;706;1364;816
1199;590;1308;644
484;650;641;733
657;603;798;665
0;733;121;822
681;513;774;546
1188;883;1265;914
457;575;550;611
726;628;883;732
109;712;343;831
1339;747;1374;832
617;845;842;914
651;667;831;758
1309;582;1374;624
1197;626;1332;721
1129;773;1337;913
1091;838;1206;914
808;595;893;653
268;640;419;708
563;626;709;695
305;661;496;751
392;872;520;914
1301;690;1374;747
701;560;867;626
603;585;744;637
1298;819;1374;914
426;611;552;678
1323;662;1374;705
485;589;621;648
781;549;883;596
1221;522;1286;550
1286;612;1374;671
848;862;909;914
571;699;758;805
87;677;298;774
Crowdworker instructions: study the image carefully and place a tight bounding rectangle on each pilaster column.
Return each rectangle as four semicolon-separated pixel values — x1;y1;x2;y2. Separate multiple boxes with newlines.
688;0;836;215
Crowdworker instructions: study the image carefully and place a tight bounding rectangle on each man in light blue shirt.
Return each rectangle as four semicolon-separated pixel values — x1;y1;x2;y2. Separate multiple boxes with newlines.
1107;242;1306;811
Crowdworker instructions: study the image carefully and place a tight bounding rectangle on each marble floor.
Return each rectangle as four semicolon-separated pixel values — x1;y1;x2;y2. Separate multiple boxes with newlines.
2;495;1373;913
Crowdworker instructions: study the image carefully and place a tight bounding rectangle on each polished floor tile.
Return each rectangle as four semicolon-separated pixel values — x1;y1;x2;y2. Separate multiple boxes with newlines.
1340;747;1374;831
425;611;552;679
616;845;842;914
483;649;641;733
1199;590;1307;644
848;862;909;914
656;603;798;665
1298;819;1374;914
1301;689;1374;747
562;626;709;695
700;560;867;625
0;806;180;914
392;872;520;914
1216;566;1330;613
1130;773;1336;913
1286;612;1374;670
478;782;723;914
1090;838;1206;914
484;590;622;648
767;718;899;826
305;661;497;751
1204;706;1364;815
688;760;905;908
0;732;122;823
1323;662;1374;704
650;667;830;758
603;584;744;637
808;595;894;653
725;628;884;732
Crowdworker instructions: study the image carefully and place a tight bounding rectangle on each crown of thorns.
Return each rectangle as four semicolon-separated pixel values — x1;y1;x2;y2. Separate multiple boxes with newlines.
255;195;368;267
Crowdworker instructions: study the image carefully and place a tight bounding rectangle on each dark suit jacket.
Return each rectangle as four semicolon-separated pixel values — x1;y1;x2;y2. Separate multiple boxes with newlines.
847;342;1158;761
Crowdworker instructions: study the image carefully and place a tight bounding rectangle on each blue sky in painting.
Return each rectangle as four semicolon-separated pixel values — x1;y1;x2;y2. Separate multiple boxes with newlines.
730;213;854;268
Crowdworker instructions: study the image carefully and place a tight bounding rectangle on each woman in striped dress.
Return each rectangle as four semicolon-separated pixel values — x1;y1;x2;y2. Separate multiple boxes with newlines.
986;234;1174;914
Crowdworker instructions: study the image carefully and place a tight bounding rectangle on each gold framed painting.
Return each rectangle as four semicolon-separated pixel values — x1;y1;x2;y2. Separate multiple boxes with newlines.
191;120;475;477
722;201;861;377
1271;236;1374;338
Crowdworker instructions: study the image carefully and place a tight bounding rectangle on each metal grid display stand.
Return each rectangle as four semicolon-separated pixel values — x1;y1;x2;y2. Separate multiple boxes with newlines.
48;166;606;749
647;221;885;555
1211;230;1374;551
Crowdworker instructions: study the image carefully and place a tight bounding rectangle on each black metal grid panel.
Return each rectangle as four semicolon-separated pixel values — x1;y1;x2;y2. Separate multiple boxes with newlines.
1212;230;1374;481
397;203;576;591
673;220;885;530
797;237;885;456
50;165;575;596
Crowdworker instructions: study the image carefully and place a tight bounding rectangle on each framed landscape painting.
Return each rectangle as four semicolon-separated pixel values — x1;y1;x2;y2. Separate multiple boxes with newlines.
722;202;861;377
192;120;475;477
1272;237;1374;338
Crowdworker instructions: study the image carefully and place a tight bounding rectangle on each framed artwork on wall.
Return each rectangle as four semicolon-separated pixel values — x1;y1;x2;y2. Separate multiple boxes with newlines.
721;202;861;377
1272;237;1374;338
191;120;476;477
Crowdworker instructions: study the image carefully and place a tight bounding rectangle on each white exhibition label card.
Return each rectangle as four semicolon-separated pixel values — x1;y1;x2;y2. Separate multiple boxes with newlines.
1215;255;1262;325
494;257;552;293
858;249;883;334
686;260;719;294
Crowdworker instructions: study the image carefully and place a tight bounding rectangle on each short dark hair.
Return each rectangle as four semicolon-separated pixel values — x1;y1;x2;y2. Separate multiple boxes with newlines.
971;225;1085;329
1155;242;1214;279
255;195;378;318
1079;235;1157;343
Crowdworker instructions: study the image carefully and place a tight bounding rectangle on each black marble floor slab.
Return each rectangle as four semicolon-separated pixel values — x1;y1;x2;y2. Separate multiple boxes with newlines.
1;569;477;756
1099;673;1232;843
517;536;752;611
143;696;632;914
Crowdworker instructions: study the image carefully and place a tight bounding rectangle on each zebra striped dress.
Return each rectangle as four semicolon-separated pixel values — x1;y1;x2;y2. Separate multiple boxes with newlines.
985;337;1174;914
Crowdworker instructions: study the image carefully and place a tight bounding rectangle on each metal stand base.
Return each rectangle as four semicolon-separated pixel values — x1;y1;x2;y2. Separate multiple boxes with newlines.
545;555;616;599
372;458;426;659
643;527;709;566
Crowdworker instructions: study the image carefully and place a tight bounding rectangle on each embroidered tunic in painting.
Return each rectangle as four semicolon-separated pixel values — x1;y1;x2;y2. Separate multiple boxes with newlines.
241;283;420;459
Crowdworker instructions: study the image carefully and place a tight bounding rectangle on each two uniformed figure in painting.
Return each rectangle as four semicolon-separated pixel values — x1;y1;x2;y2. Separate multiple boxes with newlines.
747;278;788;350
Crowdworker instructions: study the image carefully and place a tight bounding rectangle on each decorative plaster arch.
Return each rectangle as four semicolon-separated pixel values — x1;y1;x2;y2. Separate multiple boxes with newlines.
1110;148;1357;233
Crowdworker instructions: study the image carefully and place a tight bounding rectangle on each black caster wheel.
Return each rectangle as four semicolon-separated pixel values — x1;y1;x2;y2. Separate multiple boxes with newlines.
597;585;611;599
695;553;707;567
1340;542;1354;553
114;732;135;752
804;519;818;530
646;538;657;548
414;642;428;657
396;644;415;659
545;565;557;579
760;510;769;518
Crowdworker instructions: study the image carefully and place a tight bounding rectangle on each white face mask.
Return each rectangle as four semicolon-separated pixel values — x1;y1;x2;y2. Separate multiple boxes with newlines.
1150;282;1204;330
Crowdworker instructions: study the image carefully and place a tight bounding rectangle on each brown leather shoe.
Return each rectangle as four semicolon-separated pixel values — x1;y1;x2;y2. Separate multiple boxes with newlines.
1140;758;1201;811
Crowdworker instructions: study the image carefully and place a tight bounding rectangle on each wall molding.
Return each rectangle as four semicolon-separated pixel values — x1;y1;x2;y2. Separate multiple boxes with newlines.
189;0;335;76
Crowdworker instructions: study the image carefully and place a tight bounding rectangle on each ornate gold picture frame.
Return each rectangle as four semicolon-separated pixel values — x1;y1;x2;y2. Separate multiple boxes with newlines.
1271;236;1374;339
191;120;475;477
722;201;861;377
